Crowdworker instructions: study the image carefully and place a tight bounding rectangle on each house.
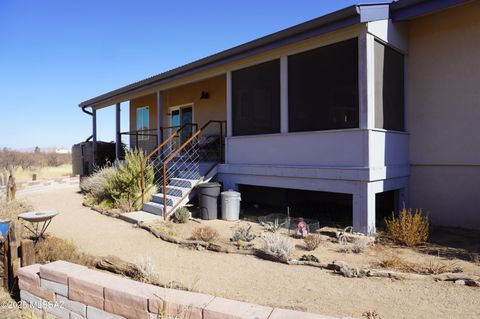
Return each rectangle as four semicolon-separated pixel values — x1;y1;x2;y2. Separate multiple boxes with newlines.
78;0;480;234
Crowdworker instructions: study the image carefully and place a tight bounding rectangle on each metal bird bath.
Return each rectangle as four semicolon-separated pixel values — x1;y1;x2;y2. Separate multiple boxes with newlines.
18;211;58;243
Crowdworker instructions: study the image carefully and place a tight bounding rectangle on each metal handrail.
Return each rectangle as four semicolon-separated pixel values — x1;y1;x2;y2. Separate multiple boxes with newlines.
140;122;198;203
160;120;225;220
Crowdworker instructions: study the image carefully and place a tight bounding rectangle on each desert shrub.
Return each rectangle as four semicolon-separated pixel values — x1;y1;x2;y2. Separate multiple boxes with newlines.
304;234;322;251
80;165;115;201
136;255;161;284
173;207;190;223
0;148;71;170
191;226;218;242
264;218;285;233
35;235;95;267
384;208;429;246
262;233;295;259
105;149;156;211
231;224;256;242
0;200;32;219
338;237;371;254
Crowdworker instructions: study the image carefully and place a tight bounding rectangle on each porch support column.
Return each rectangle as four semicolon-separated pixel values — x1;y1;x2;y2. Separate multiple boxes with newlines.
92;108;97;169
226;71;232;137
353;182;376;235
115;103;121;160
280;56;288;133
157;90;164;145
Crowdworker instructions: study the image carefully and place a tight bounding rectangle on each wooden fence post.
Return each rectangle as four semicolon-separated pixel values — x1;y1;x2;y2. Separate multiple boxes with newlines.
20;239;35;267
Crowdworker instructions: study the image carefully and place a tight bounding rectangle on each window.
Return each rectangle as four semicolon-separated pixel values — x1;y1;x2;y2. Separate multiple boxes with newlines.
374;40;405;131
136;106;149;139
288;38;359;132
232;60;280;136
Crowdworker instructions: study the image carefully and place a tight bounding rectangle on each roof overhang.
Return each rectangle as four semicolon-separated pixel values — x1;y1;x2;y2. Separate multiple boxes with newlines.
79;3;390;109
390;0;472;21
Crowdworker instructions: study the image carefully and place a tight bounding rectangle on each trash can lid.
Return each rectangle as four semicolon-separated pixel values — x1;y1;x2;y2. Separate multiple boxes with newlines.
221;190;241;197
198;182;221;188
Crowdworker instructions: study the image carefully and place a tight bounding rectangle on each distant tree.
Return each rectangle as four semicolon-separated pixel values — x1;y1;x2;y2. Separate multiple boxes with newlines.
34;146;41;154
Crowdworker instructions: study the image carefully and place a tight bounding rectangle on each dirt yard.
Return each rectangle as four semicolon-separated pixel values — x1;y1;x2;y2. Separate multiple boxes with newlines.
21;187;480;319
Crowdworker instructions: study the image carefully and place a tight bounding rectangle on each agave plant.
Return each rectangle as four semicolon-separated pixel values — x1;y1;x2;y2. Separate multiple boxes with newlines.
265;218;285;233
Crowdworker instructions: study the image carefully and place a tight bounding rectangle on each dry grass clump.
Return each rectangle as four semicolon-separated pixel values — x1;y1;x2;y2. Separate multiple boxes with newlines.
384;208;429;247
304;234;322;251
262;233;295;259
35;235;96;267
376;254;462;275
362;310;382;319
190;226;218;242
135;255;161;284
338;237;371;254
0;200;32;220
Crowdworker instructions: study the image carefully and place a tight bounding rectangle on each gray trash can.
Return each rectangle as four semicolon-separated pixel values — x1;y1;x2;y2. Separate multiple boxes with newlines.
198;182;221;220
221;190;241;221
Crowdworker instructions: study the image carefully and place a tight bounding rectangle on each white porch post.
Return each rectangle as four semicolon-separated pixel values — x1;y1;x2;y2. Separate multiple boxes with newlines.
353;183;376;234
92;108;97;169
226;71;232;137
115;103;121;160
157;91;164;145
280;56;288;133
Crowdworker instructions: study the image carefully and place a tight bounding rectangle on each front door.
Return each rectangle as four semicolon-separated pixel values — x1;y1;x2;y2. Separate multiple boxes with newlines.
170;104;194;150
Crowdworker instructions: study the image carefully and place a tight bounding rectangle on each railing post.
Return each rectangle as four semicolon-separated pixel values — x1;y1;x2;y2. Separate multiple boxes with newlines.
163;163;167;220
141;161;145;204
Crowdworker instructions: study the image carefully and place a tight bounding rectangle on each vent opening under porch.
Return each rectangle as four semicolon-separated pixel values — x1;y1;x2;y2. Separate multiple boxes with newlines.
237;185;400;231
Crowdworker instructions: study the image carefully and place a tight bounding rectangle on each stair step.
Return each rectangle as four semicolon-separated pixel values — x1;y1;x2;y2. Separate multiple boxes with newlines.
152;194;178;207
175;170;201;179
142;202;165;216
159;185;191;197
169;178;198;188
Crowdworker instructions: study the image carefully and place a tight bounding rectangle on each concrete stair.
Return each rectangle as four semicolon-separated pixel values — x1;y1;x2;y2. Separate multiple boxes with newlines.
141;162;219;218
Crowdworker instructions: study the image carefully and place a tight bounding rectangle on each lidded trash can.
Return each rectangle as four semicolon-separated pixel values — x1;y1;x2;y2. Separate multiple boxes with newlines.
221;190;241;221
198;182;221;220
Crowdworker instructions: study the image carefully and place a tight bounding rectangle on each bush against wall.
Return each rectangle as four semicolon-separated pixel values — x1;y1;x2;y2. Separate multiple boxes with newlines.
384;208;429;247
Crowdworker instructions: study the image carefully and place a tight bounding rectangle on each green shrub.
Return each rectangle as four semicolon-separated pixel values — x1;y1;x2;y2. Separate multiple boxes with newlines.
173;207;190;223
384;208;429;247
82;149;156;211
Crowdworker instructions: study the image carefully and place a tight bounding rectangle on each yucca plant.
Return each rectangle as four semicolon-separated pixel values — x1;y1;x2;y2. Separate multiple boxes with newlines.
384;208;429;247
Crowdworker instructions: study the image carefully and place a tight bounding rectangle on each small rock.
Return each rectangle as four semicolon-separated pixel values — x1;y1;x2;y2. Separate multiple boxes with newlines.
455;280;465;285
465;280;480;287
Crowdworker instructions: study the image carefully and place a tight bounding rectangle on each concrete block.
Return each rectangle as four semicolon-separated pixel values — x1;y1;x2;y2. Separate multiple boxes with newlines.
268;308;339;319
87;305;125;319
149;288;214;319
19;264;41;287
21;290;44;310
70;311;86;319
48;304;71;319
57;294;87;317
42;278;69;296
204;297;273;319
104;300;149;319
41;260;88;284
69;288;104;310
20;281;56;302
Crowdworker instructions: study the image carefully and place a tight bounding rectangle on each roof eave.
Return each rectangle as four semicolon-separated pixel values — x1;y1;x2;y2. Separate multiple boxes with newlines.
79;4;390;108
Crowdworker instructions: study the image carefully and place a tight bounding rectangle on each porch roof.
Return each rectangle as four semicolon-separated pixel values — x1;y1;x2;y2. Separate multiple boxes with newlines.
79;3;390;109
78;0;469;109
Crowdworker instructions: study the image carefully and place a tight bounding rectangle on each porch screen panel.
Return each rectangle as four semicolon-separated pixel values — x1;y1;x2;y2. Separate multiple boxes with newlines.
232;60;280;136
288;38;359;132
374;40;405;131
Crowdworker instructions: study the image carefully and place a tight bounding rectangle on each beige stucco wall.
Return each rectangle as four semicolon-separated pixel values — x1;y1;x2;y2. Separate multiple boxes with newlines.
406;1;480;228
129;75;226;151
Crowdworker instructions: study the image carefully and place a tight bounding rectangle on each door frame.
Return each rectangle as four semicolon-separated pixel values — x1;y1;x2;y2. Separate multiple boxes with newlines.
169;103;195;127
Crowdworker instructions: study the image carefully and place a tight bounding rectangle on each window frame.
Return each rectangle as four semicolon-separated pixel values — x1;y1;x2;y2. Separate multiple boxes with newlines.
136;106;150;140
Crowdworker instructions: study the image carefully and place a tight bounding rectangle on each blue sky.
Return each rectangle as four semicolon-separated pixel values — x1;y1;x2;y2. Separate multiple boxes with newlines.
0;0;378;149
